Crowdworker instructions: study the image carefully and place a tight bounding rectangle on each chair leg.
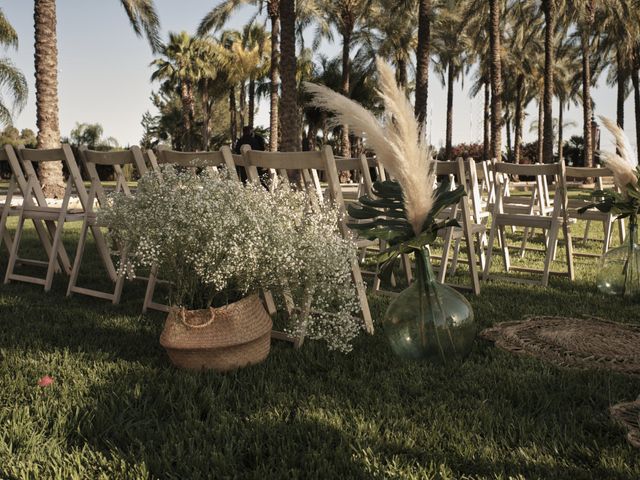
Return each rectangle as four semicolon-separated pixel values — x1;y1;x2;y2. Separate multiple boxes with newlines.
4;214;25;284
603;218;613;254
112;248;127;305
483;221;498;281
519;226;530;258
438;227;455;283
450;237;462;274
45;221;65;292
499;226;511;272
542;224;560;287
66;219;90;296
564;222;575;281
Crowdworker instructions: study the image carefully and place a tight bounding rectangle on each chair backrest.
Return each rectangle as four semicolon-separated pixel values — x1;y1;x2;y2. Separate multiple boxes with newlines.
334;155;374;199
155;146;236;173
2;145;29;194
493;160;567;217
79;146;147;211
241;146;348;234
565;165;613;189
17;144;90;209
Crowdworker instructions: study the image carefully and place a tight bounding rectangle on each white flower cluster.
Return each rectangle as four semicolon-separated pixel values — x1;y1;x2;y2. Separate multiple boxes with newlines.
97;167;362;352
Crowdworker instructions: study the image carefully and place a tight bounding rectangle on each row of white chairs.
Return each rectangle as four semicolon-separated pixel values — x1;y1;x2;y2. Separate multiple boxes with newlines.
0;144;623;339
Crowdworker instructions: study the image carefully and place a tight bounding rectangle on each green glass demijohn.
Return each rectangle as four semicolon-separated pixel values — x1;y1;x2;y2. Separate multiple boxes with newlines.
383;247;476;362
597;216;640;298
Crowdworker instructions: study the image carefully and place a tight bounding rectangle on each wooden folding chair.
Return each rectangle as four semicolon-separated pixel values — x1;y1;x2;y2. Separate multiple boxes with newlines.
565;165;624;257
4;145;89;291
66;146;148;302
0;146;26;256
433;158;482;295
141;147;238;313
483;160;574;286
239;145;374;347
447;158;490;282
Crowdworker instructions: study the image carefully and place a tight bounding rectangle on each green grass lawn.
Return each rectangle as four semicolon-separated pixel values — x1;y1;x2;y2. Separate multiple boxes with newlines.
1;217;639;480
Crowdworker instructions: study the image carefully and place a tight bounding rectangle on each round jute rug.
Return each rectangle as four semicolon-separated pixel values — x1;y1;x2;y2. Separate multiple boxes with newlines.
480;315;640;376
610;400;640;449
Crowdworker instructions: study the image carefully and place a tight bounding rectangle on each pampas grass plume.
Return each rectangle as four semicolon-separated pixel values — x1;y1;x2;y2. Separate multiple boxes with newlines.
598;116;638;192
304;57;435;236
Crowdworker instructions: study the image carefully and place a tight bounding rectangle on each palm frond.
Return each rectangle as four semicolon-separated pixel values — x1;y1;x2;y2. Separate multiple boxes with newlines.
120;0;162;53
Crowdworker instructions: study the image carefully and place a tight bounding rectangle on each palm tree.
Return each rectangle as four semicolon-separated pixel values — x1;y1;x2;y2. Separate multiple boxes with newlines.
34;0;160;197
318;0;371;157
465;0;492;160
569;0;599;168
432;0;471;160
0;9;27;128
415;0;431;123
366;0;417;89
279;0;299;151
542;0;558;163
198;0;281;151
502;1;543;164
151;32;213;151
489;0;503;160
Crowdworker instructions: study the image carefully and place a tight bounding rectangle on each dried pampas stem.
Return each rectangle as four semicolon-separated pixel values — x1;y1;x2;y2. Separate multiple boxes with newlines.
598;116;638;192
304;57;435;236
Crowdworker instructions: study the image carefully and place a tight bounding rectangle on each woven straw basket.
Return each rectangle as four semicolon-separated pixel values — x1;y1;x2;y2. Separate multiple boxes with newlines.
159;294;272;372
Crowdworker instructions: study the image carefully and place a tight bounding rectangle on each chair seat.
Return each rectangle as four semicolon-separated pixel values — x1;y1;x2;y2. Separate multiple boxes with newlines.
21;205;84;221
494;213;555;229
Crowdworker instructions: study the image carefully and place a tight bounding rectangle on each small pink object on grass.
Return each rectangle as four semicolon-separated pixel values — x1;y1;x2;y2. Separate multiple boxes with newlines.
37;375;54;387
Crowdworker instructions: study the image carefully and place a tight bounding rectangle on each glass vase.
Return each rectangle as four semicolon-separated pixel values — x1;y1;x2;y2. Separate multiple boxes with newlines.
383;248;476;363
596;216;640;298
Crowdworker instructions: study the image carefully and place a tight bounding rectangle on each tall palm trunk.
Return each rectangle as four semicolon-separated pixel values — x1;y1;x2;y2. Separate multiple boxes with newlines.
397;58;408;88
201;79;211;150
414;0;431;124
537;96;544;163
248;77;256;129
580;3;594;168
558;98;564;161
489;0;502;161
229;87;237;144
341;27;352;157
542;0;555;164
268;2;280;151
239;82;246;129
445;62;454;160
505;105;512;160
483;82;490;160
278;0;299;152
514;75;524;164
633;63;640;157
181;81;194;151
616;49;626;129
34;0;64;197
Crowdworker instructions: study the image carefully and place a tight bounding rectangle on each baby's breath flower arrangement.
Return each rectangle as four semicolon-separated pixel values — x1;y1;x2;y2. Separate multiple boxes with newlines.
98;167;361;352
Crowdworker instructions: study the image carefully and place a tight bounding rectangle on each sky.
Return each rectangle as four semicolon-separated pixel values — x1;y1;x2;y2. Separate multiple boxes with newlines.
0;0;634;154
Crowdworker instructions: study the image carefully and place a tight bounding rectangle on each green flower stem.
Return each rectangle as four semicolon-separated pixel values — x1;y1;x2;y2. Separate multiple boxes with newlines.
624;215;638;297
415;248;448;362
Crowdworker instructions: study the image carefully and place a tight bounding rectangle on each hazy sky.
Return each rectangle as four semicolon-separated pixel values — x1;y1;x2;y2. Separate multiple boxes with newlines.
1;1;633;154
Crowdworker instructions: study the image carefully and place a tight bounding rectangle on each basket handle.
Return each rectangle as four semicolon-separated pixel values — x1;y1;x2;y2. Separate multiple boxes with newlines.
179;307;216;329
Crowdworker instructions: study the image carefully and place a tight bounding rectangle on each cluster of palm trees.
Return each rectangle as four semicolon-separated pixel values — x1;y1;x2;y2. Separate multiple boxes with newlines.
3;0;640;194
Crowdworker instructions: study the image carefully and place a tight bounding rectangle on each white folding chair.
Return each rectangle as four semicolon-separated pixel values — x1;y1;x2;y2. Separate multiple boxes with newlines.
483;160;574;286
66;146;148;303
4;145;88;291
433;158;483;295
565;165;624;257
239;146;374;347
